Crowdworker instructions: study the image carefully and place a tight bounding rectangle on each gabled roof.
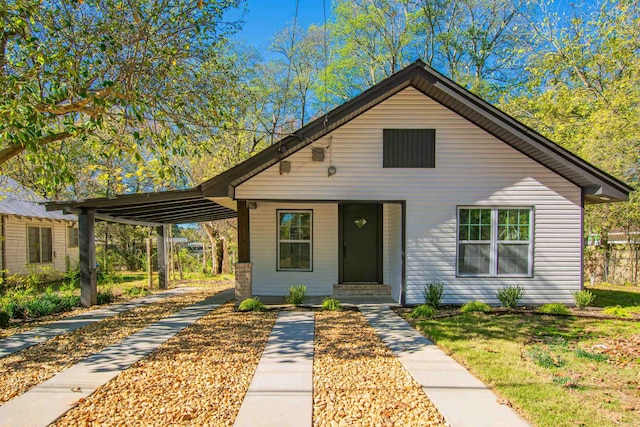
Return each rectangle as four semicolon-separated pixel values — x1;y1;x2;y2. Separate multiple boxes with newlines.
0;177;76;221
201;60;633;204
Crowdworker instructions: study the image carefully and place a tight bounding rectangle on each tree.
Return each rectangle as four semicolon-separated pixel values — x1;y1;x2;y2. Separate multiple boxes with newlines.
501;0;640;283
0;0;243;187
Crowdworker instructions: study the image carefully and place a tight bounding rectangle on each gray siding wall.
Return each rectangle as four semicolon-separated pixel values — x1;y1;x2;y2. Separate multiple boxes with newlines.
237;88;582;304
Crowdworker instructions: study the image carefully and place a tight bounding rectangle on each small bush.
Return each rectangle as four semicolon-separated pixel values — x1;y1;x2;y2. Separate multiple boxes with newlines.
97;289;114;305
575;349;608;362
572;290;596;309
125;287;150;297
238;297;266;312
525;345;565;368
0;311;9;327
321;298;343;311
25;296;57;317
602;305;632;318
461;301;492;313
285;285;307;306
496;285;525;308
422;281;445;307
409;304;438;318
538;303;570;315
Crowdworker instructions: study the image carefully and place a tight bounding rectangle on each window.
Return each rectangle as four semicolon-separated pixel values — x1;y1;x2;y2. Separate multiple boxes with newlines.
457;207;532;277
383;129;436;168
68;227;79;248
28;226;53;263
277;210;312;271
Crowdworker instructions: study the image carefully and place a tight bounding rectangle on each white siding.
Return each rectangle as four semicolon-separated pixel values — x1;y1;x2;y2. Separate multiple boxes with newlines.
237;88;582;304
383;204;403;301
250;202;338;296
2;215;77;276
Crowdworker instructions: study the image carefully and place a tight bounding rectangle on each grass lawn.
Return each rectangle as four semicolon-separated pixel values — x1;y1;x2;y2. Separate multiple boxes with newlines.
586;283;640;314
412;286;640;427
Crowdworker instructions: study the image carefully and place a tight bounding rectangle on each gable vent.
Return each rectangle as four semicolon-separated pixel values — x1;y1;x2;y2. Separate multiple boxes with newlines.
383;129;435;168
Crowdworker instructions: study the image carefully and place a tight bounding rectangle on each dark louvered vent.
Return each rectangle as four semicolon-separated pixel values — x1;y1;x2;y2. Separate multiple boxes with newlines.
383;129;435;168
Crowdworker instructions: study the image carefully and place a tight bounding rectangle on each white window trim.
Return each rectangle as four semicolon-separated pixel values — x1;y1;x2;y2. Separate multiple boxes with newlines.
457;207;534;278
277;210;313;272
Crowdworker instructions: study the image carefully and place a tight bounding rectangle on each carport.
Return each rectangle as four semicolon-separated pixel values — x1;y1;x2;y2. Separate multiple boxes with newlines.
46;186;240;307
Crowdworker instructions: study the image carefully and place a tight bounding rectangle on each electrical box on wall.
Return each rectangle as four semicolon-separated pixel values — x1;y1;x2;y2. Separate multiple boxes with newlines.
279;160;291;174
312;147;325;162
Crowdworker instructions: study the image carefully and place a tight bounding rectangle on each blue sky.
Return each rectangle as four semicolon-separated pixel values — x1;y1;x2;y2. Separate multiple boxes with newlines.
233;0;329;49
233;0;587;50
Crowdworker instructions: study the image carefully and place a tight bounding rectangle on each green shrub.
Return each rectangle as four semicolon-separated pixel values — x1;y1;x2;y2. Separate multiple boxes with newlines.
461;301;492;313
409;304;438;318
572;290;596;309
238;297;266;312
575;349;608;362
525;345;565;368
422;281;445;307
285;285;307;306
602;305;632;318
497;285;525;308
97;289;114;305
0;311;9;327
538;303;571;315
25;296;57;317
321;298;343;311
125;287;150;297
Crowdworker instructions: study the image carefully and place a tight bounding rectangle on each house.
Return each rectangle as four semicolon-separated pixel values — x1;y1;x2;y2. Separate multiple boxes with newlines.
0;177;79;279
47;61;632;306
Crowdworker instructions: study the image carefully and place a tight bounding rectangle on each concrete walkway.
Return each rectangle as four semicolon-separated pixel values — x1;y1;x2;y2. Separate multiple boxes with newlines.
0;287;197;358
0;289;234;427
234;312;314;427
360;306;530;427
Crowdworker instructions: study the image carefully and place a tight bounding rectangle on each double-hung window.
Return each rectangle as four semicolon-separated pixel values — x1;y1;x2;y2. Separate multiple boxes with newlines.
277;210;312;271
28;226;53;264
457;207;532;277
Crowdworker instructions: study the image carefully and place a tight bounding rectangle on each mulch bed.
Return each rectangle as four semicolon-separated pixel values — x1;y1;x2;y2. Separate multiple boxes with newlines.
52;303;277;427
313;310;446;427
0;284;231;404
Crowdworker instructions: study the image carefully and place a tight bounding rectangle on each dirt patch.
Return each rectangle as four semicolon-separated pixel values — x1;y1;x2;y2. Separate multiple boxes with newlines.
314;310;446;426
0;284;231;404
53;304;277;426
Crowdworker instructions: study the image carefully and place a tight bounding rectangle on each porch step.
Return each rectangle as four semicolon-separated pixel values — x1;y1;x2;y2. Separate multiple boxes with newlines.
333;284;392;297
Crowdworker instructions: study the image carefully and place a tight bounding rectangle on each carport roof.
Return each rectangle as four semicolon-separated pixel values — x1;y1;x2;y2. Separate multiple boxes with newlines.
46;186;237;226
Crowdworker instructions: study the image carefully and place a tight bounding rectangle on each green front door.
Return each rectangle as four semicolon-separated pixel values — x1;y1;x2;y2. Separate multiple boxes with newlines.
340;203;382;283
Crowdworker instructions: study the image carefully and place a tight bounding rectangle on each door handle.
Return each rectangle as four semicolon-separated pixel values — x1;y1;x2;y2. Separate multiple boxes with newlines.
343;241;347;257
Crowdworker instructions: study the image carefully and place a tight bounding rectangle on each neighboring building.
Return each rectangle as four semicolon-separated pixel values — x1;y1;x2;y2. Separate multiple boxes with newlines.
47;61;633;306
0;177;79;278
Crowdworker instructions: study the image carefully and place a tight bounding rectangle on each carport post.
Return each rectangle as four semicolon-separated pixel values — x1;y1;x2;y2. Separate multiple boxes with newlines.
79;209;97;307
156;225;169;289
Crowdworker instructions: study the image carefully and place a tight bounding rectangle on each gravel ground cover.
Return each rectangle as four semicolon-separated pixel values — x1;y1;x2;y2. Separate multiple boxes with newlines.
314;310;446;427
53;303;277;427
0;282;231;404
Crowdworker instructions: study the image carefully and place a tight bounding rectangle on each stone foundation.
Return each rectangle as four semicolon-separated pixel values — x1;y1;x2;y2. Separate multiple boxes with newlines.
235;263;253;301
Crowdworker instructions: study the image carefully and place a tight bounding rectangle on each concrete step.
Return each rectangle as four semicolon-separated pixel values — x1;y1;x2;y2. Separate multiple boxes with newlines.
333;283;392;297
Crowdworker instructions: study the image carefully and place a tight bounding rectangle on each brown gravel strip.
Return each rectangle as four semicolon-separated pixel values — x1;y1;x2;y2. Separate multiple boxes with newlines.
0;283;231;404
53;304;277;427
314;310;446;427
